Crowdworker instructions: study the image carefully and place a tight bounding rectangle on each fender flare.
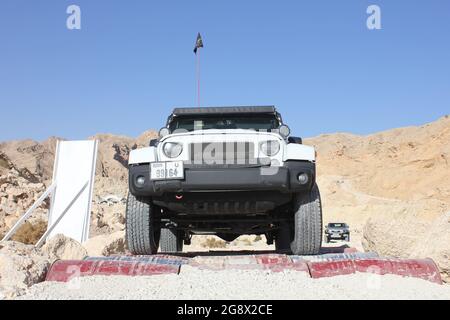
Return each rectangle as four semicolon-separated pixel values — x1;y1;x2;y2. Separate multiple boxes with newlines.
283;144;315;162
128;147;157;165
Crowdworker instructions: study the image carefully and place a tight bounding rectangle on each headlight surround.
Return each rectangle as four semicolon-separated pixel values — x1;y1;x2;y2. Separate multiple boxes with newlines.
259;140;280;157
163;142;183;158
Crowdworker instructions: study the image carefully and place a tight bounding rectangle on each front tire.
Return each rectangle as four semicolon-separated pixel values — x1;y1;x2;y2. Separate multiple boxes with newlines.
126;193;160;255
290;184;323;255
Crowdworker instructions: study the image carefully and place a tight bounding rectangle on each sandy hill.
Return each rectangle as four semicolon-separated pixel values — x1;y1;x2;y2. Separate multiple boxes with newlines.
303;116;450;281
300;115;450;227
307;115;450;203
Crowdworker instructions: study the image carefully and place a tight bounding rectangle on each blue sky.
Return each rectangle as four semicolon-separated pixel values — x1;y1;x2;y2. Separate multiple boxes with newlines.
1;0;449;141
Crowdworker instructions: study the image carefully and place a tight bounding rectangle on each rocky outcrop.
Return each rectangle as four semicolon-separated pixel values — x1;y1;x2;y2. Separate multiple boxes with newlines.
0;152;48;237
82;231;126;257
0;130;157;241
0;137;59;181
113;143;137;168
41;234;88;261
306;116;450;204
0;241;51;299
0;130;158;197
90;203;126;237
306;116;450;281
363;211;450;283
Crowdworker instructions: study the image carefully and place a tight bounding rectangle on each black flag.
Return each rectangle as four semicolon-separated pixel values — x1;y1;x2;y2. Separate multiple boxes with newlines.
194;33;203;54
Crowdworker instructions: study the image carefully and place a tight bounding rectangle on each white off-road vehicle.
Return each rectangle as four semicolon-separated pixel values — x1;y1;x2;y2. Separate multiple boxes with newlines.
126;106;322;255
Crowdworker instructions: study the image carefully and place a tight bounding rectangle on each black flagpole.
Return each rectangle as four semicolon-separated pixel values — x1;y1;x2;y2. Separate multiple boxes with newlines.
197;45;200;107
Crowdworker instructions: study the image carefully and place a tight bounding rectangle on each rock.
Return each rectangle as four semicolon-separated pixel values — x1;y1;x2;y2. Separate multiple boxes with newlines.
100;204;126;228
408;213;450;283
97;194;125;205
83;231;126;256
363;211;450;283
90;203;126;235
112;144;135;168
41;234;88;261
0;241;50;299
0;153;48;237
0;139;57;180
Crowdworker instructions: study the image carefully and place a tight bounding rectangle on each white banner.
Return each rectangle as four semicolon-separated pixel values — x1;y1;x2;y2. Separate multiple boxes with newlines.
47;140;98;243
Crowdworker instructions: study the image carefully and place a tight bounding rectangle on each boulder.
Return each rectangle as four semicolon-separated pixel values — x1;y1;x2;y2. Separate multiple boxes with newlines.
90;203;126;236
0;241;51;299
83;231;126;256
41;234;88;261
98;203;126;230
363;211;450;283
408;213;450;283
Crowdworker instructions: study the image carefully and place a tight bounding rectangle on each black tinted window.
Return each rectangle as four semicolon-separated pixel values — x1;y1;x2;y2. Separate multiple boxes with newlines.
169;115;280;132
329;223;345;228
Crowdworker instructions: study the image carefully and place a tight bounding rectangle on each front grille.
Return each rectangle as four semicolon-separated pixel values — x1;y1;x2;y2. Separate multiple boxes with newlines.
188;142;256;165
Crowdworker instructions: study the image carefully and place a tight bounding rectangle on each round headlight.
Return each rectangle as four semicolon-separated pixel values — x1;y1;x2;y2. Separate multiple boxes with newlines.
163;142;183;158
279;125;290;138
159;127;170;138
260;140;280;156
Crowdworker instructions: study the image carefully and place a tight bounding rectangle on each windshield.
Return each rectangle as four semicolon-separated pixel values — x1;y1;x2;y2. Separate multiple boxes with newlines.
168;115;280;132
328;223;346;228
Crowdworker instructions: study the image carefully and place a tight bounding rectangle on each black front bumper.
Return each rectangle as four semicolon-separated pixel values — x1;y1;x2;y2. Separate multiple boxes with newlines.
129;161;315;197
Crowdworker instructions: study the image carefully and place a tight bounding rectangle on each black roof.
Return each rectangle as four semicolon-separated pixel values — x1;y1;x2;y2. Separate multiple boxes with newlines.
172;106;277;116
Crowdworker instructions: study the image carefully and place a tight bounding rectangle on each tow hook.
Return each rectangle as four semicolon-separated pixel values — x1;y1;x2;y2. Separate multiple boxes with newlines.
175;194;183;200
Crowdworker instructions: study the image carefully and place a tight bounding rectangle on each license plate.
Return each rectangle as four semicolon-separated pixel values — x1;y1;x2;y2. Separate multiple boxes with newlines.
150;161;184;180
331;233;341;238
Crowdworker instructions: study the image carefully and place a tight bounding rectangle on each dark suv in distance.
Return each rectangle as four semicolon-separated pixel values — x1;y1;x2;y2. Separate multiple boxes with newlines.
324;223;350;243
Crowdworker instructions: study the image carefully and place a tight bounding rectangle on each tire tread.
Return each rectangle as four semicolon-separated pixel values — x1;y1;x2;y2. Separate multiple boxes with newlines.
126;193;158;255
291;184;322;255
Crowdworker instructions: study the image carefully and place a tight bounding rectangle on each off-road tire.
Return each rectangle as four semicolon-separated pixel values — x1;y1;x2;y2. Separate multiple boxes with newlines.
160;228;184;253
126;193;160;255
291;183;323;255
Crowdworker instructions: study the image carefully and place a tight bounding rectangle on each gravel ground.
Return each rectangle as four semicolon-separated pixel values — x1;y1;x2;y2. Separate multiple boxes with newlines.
19;266;450;300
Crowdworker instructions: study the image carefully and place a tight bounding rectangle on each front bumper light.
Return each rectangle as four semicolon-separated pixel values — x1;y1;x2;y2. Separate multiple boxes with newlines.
163;142;183;158
260;140;280;156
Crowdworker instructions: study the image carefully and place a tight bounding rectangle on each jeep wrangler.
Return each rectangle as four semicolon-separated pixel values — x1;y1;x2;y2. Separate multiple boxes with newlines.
126;106;322;255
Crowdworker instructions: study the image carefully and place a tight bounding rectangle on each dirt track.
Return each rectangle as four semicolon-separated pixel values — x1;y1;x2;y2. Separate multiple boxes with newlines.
17;241;450;300
14;235;450;300
19;265;450;300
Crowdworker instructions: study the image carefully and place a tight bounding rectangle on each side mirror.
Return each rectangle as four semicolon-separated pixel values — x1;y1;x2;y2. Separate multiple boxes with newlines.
149;139;158;147
288;136;302;144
